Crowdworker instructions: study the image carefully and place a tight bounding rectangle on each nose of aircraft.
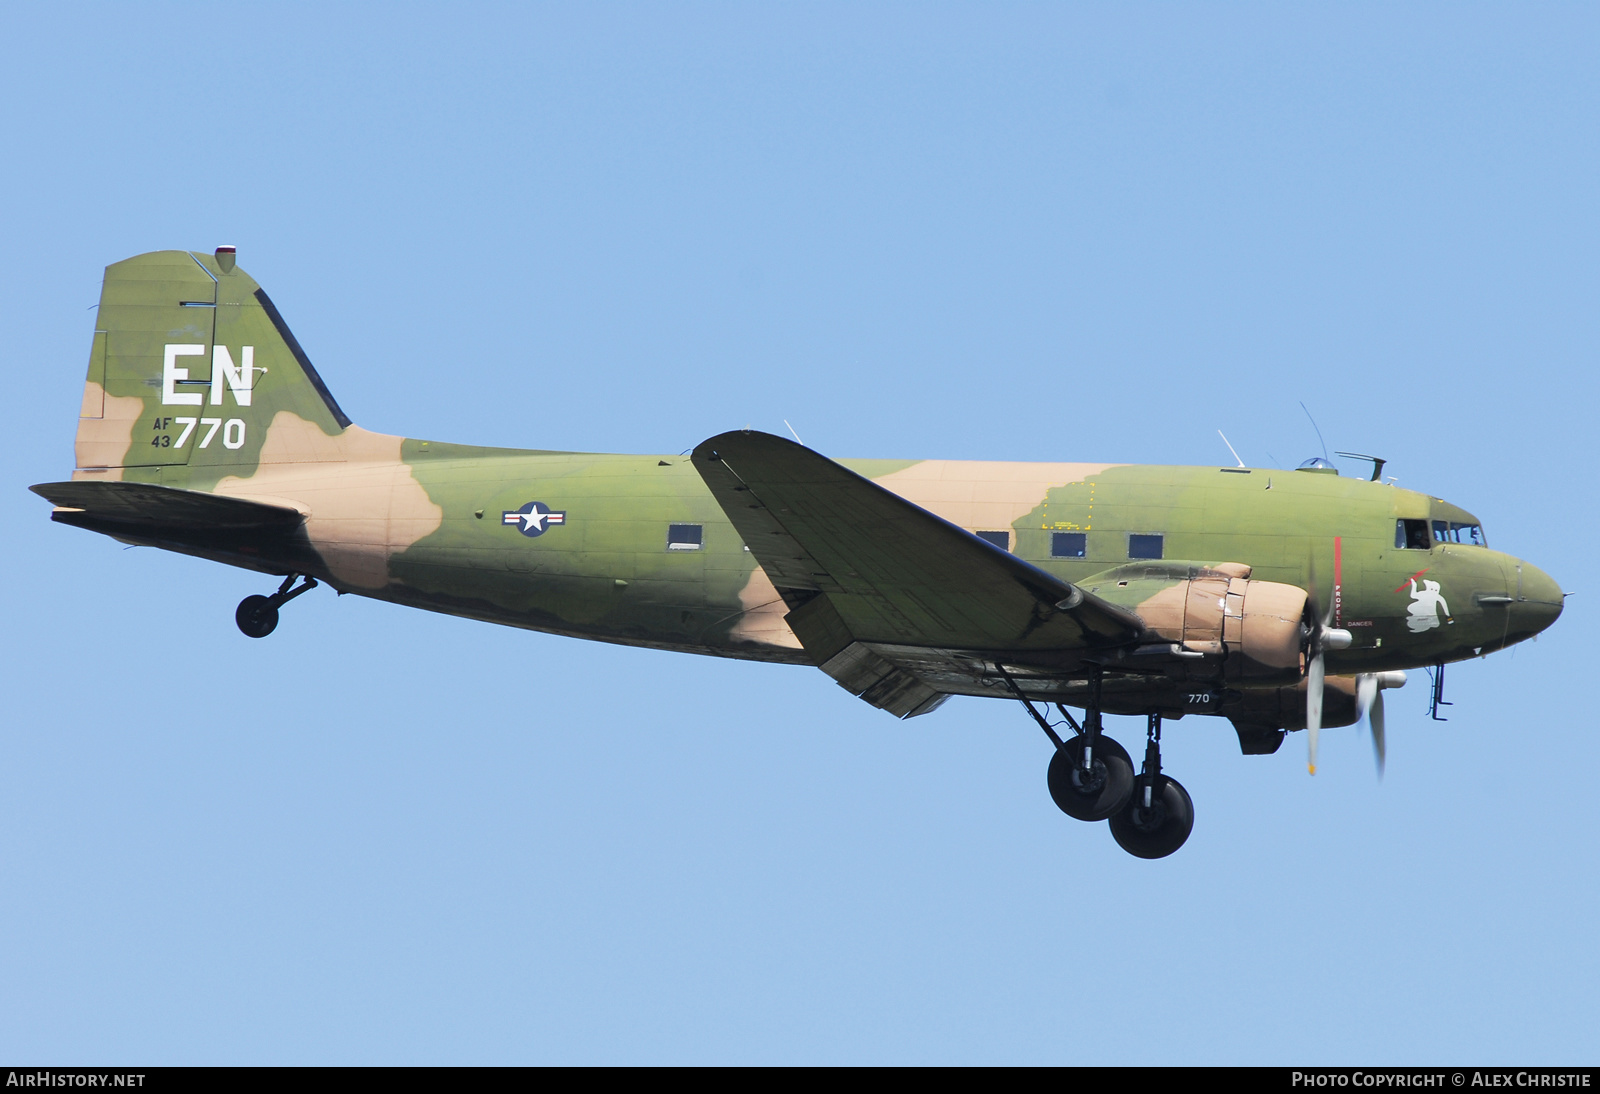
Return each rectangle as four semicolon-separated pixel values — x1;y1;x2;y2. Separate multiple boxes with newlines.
1510;560;1565;639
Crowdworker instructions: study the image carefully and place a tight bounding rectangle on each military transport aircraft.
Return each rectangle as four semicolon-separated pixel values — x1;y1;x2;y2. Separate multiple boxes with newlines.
31;249;1566;858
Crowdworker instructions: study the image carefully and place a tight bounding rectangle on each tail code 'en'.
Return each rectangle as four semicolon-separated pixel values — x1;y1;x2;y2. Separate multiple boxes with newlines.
75;248;351;485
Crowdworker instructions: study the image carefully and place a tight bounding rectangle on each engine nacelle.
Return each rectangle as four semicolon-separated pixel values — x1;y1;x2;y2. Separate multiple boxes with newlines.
1088;563;1307;684
1229;674;1361;730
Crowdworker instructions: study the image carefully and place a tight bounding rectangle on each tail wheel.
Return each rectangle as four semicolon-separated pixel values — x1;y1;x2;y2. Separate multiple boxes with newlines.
235;595;280;638
1108;775;1194;859
1047;734;1134;821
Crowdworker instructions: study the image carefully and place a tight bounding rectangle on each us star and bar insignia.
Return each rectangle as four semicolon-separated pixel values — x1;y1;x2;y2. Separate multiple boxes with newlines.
502;501;567;537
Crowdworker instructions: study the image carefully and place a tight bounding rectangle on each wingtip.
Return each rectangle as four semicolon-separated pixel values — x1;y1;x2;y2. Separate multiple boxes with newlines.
692;429;794;462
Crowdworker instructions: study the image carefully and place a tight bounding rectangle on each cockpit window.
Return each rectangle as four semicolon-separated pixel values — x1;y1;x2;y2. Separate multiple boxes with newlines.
1396;519;1431;550
1433;520;1487;547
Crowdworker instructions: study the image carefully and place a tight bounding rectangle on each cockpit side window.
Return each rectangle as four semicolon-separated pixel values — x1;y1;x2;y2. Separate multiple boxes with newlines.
1432;520;1487;547
1397;519;1431;550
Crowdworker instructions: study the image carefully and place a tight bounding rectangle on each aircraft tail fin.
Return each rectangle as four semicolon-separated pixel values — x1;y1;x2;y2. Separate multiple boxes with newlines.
73;248;354;484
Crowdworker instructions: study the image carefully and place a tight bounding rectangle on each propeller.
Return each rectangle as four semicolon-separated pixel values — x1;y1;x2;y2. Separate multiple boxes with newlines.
1304;553;1352;775
1356;673;1383;775
1355;670;1407;777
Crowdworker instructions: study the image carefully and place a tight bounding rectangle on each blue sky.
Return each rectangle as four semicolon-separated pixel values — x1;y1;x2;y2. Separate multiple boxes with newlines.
1;2;1594;1063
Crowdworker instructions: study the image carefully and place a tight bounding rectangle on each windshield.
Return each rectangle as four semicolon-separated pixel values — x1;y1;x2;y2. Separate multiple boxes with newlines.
1433;520;1487;547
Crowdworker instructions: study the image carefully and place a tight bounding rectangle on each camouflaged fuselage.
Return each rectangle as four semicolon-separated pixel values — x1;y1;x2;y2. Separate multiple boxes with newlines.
44;251;1564;729
72;426;1557;674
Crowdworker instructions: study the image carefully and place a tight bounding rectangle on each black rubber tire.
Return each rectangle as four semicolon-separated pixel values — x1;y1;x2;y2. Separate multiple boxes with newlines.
1108;775;1195;859
1047;734;1135;821
235;595;280;638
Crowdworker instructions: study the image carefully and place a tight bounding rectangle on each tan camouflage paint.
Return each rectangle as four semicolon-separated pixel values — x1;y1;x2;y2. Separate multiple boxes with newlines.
873;460;1118;535
71;383;143;480
729;566;805;650
214;414;442;589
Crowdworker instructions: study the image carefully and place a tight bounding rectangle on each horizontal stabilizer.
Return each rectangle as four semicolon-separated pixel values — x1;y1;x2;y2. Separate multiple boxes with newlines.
30;480;305;531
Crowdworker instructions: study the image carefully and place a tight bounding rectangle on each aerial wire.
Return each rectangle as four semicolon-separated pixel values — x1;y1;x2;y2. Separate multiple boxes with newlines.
1299;402;1330;462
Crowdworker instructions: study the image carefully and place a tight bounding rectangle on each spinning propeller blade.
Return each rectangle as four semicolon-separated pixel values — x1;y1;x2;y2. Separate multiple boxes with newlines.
1303;548;1351;776
1370;688;1387;775
1356;673;1386;778
1307;651;1324;775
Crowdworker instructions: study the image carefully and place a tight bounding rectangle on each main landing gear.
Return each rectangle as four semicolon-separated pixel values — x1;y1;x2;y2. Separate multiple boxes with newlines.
235;573;318;638
1040;669;1133;822
1005;667;1195;859
1108;714;1194;859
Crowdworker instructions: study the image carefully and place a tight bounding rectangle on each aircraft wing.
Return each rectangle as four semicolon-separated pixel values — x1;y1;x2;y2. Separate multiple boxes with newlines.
30;480;306;531
692;431;1145;714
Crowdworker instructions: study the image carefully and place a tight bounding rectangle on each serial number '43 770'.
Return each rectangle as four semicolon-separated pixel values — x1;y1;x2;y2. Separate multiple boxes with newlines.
150;417;246;450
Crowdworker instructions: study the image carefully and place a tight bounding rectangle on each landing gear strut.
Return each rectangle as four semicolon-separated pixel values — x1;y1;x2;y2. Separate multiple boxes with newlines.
1108;713;1194;859
1003;665;1134;823
235;573;318;638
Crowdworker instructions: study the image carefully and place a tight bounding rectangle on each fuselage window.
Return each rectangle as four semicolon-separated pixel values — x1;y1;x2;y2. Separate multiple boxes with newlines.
1432;520;1487;547
1128;533;1164;560
667;523;704;551
1396;519;1431;550
1051;531;1086;558
975;530;1010;551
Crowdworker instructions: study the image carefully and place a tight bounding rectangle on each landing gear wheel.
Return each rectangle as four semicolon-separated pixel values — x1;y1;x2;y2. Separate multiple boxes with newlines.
1047;735;1134;821
235;595;280;638
1108;775;1194;859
